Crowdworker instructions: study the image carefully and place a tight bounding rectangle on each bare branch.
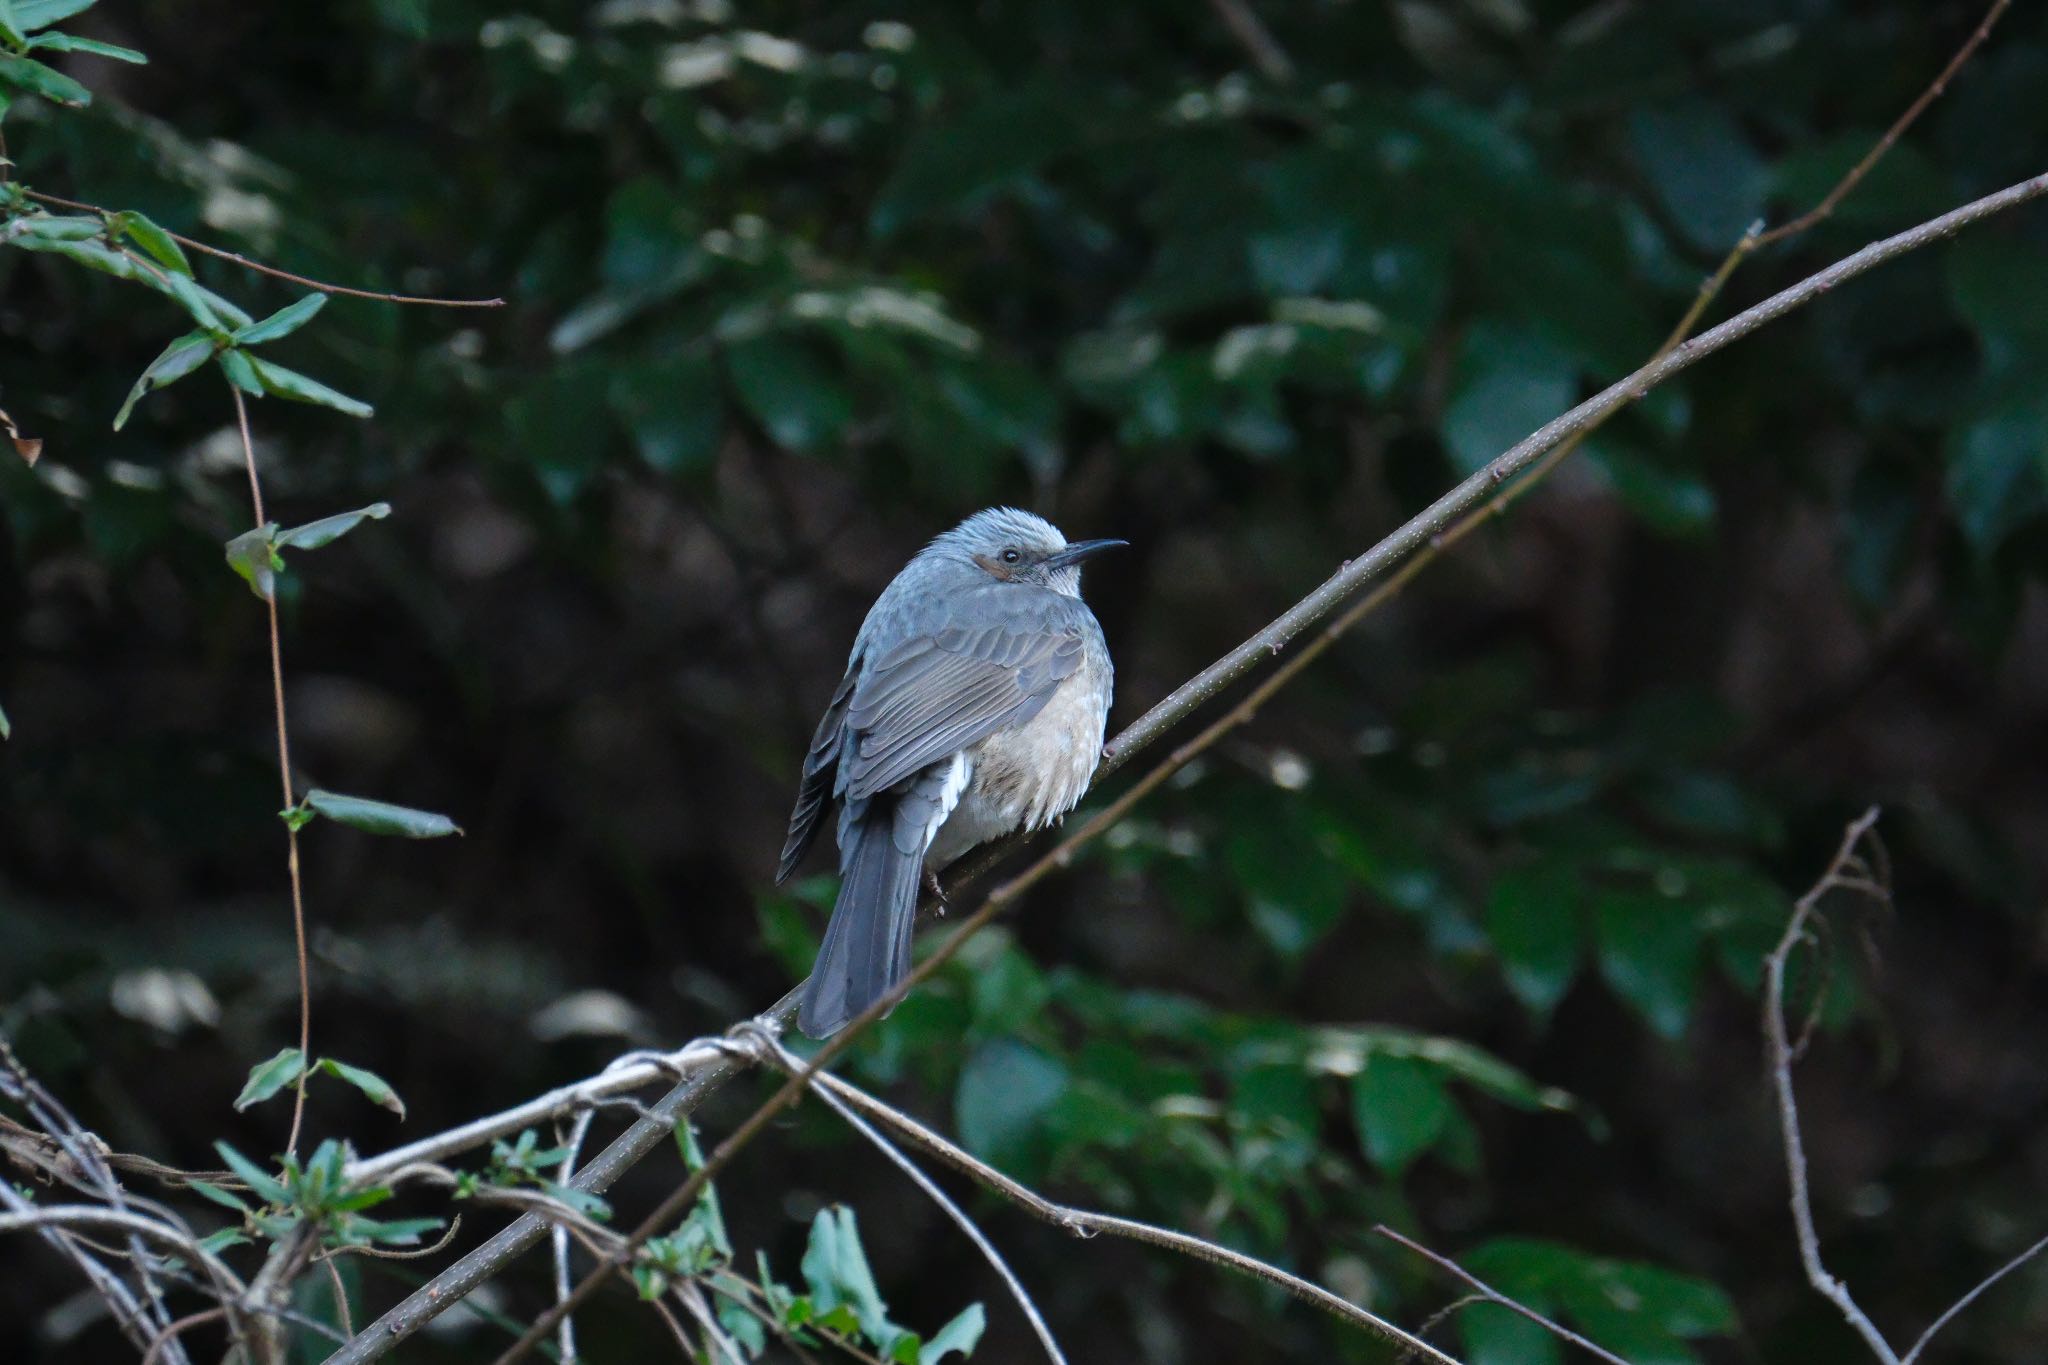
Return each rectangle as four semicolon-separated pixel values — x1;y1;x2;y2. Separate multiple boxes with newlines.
22;188;506;308
552;1110;596;1364
1207;0;1293;83
1374;1226;1629;1365
1765;808;1898;1364
1900;1229;2048;1365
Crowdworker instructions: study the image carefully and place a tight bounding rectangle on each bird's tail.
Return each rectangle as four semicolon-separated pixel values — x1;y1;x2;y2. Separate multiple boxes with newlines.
799;809;920;1038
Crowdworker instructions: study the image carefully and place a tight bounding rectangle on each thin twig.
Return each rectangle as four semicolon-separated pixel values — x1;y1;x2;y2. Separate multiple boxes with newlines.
1900;1229;2048;1365
1374;1226;1629;1365
552;1110;596;1364
1754;0;2011;247
140;1305;229;1365
231;386;314;1159
21;188;505;307
319;1253;356;1338
1764;808;1896;1363
324;169;2048;1365
743;1029;1067;1365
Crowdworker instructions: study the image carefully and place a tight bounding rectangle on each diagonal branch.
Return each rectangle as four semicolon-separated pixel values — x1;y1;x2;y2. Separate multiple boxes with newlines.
1374;1226;1629;1365
324;168;2048;1365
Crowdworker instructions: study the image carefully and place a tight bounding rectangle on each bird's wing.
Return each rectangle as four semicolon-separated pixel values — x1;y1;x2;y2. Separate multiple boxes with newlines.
840;597;1091;803
777;665;856;882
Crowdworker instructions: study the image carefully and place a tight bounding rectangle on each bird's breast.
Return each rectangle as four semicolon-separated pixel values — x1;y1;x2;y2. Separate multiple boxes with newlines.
926;652;1110;868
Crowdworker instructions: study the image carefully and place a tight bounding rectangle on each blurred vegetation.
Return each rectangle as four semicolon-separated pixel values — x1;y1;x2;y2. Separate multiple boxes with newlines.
4;0;2048;1361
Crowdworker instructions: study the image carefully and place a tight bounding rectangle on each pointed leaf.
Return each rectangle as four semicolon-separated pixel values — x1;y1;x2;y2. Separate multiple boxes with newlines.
317;1058;406;1119
921;1305;985;1363
0;53;91;106
234;294;326;346
111;210;190;275
234;1047;308;1111
248;357;373;418
27;33;145;62
1351;1054;1452;1176
274;502;390;551
197;1227;250;1254
162;269;224;333
213;1142;288;1206
218;347;264;394
188;1181;251;1215
0;697;9;741
17;0;99;30
11;214;103;242
114;331;215;430
348;1215;443;1246
302;789;461;838
1486;863;1583;1016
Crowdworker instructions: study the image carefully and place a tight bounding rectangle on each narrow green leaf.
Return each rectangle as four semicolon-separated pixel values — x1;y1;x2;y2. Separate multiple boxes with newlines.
16;0;99;31
234;293;326;346
196;1227;250;1254
0;696;9;740
213;1142;288;1206
218;347;264;394
223;524;281;601
234;1047;308;1111
162;269;223;333
348;1214;443;1246
114;331;214;430
10;234;138;279
26;33;146;62
0;0;23;47
302;789;462;839
0;53;90;106
188;1181;251;1215
274;502;390;551
921;1305;985;1363
10;214;103;242
248;356;373;418
318;1058;406;1119
111;210;191;275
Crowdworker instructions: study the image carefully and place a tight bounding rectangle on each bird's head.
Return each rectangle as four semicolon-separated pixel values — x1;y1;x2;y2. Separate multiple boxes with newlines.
929;507;1126;598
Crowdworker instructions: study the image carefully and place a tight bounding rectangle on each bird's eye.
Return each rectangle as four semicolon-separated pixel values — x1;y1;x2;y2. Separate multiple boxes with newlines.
1001;548;1022;564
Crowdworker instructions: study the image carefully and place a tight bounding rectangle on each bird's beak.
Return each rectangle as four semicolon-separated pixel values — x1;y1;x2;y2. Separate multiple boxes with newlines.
1043;538;1129;571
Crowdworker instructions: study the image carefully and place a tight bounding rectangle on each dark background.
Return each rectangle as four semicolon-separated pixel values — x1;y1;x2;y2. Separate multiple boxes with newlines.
4;1;2048;1360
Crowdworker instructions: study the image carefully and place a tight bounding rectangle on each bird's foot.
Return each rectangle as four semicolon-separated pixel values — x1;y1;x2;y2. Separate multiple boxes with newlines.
923;868;950;916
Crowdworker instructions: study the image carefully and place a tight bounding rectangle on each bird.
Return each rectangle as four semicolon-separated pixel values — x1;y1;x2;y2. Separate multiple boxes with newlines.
777;507;1124;1039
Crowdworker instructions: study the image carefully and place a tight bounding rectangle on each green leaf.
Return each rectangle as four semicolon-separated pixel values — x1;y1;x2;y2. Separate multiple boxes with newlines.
302;789;462;839
0;0;22;45
0;697;9;741
1486;863;1582;1016
9;214;102;242
347;1214;444;1246
724;335;853;452
954;1040;1068;1171
0;52;91;106
800;1206;893;1344
1351;1054;1452;1177
26;32;145;62
274;502;391;551
609;357;722;476
214;1141;288;1206
106;211;189;274
1595;889;1701;1040
1585;443;1717;539
1945;397;2048;553
921;1304;985;1363
234;293;327;346
318;1058;406;1119
234;1047;308;1111
1627;99;1767;253
218;347;264;394
196;1227;250;1254
870;88;1081;238
189;1180;251;1214
16;0;98;30
162;267;225;333
247;357;373;418
224;524;281;601
1463;1302;1565;1365
114;331;214;430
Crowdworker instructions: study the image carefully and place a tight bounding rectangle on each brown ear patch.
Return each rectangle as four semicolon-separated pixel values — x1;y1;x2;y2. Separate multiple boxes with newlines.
972;552;1021;581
